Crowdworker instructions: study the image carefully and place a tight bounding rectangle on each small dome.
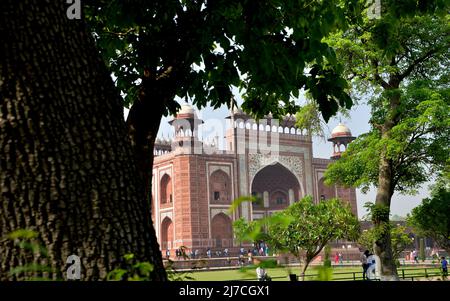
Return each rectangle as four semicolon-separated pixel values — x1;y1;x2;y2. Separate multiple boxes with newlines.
179;104;195;115
331;123;352;138
176;104;198;119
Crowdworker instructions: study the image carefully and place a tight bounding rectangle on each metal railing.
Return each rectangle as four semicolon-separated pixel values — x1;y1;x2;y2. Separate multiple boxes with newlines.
233;267;445;281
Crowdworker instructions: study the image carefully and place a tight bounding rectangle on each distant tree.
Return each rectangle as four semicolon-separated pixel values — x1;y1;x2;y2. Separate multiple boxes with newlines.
391;215;406;222
325;8;450;279
407;185;450;254
265;196;359;280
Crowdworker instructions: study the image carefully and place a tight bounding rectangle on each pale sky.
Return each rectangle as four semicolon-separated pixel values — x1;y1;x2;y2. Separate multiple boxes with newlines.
124;93;432;220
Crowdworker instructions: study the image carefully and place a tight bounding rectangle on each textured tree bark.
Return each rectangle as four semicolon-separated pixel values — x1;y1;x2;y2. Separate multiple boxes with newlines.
374;156;398;280
126;74;171;212
0;1;166;280
125;51;180;273
373;89;401;281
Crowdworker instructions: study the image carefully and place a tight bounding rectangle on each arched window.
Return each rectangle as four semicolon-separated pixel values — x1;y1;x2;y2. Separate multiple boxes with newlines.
318;177;335;201
211;213;233;248
160;174;172;205
209;170;231;204
161;217;173;251
270;190;288;208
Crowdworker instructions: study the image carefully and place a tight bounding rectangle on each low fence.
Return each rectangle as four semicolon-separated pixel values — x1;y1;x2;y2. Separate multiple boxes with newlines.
234;267;445;281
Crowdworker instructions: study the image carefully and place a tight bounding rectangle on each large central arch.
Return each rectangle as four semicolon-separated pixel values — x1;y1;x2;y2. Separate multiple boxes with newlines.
251;162;301;212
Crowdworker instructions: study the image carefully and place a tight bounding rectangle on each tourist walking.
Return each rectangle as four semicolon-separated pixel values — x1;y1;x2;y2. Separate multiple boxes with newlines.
361;250;370;280
412;250;419;263
441;256;448;278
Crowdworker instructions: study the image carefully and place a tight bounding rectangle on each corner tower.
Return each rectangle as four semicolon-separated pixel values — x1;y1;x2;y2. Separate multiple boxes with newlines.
328;123;356;159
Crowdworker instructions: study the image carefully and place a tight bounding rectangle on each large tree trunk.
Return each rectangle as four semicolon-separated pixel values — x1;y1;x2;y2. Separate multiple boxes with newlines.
125;74;170;215
373;88;401;281
373;156;398;280
125;44;180;268
0;1;166;280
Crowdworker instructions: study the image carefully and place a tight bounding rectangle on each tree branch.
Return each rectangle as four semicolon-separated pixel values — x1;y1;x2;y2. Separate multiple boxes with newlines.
372;59;390;89
398;47;442;81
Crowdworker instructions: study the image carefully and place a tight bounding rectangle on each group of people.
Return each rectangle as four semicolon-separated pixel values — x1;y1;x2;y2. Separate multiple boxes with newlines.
165;248;201;260
165;243;271;261
205;248;229;258
360;250;376;280
408;249;419;263
165;247;235;260
334;253;344;265
239;244;270;257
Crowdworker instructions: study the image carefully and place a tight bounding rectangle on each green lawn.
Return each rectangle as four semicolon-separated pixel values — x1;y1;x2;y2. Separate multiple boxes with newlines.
190;266;361;281
188;266;443;281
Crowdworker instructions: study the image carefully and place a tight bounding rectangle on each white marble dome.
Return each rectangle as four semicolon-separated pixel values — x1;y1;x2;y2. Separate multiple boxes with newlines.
176;104;198;118
178;104;195;114
331;123;352;138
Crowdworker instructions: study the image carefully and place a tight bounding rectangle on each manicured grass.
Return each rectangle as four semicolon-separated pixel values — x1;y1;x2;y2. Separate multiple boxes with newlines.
189;265;443;281
190;266;361;281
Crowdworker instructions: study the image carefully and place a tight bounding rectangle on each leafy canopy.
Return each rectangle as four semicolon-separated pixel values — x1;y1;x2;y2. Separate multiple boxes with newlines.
234;196;360;262
325;79;450;195
84;0;368;120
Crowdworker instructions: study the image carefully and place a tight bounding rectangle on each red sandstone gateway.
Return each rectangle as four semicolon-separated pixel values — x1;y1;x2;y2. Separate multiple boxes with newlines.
152;105;358;257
